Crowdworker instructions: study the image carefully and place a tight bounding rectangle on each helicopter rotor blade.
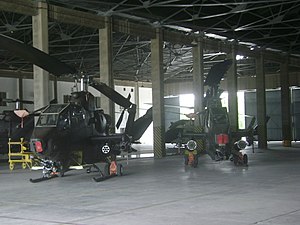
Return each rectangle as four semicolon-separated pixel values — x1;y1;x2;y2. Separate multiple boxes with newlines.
0;34;76;76
0;98;34;104
18;100;34;104
204;59;232;87
89;80;132;109
0;34;134;109
116;109;125;129
115;94;132;129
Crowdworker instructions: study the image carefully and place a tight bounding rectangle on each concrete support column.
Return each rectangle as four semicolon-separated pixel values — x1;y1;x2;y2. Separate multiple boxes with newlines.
151;28;166;158
192;36;204;126
255;51;268;149
18;78;23;109
227;43;238;131
280;58;292;147
192;36;205;152
99;17;115;128
32;1;49;110
134;82;140;119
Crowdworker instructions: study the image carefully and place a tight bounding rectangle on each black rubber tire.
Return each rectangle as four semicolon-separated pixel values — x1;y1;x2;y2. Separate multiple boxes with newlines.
193;155;198;167
104;164;110;176
233;155;239;166
243;154;248;165
117;164;123;176
184;155;189;165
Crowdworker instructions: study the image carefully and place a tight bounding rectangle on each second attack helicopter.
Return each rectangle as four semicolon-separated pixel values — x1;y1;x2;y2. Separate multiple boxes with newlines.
0;34;153;182
165;59;253;166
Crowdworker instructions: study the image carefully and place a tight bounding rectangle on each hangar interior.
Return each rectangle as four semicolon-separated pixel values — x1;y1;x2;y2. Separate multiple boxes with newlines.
1;0;300;149
1;1;300;225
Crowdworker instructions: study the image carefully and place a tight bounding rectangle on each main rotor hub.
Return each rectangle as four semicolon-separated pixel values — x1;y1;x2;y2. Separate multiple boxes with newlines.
80;76;89;92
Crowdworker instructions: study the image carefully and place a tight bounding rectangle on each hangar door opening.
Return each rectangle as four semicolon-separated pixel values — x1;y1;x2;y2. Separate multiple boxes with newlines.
245;90;281;140
165;96;180;130
244;88;300;141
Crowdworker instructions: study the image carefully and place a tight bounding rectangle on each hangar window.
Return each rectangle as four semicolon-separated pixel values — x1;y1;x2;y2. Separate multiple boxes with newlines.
0;92;7;106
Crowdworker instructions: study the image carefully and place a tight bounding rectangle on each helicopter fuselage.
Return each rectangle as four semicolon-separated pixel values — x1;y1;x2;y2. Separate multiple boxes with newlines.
30;102;130;165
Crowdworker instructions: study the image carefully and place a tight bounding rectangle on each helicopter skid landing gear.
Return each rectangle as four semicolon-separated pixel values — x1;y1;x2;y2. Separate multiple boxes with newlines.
29;174;58;183
93;161;123;182
86;164;101;173
29;159;60;183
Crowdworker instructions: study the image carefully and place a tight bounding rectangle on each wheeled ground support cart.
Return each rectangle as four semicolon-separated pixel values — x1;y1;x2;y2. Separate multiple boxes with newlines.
8;138;34;170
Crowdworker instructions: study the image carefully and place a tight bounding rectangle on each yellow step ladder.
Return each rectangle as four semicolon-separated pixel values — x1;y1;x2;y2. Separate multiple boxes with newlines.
8;138;34;170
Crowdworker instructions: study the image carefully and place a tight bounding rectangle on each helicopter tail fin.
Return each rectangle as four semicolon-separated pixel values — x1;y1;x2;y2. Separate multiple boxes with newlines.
128;107;153;141
124;104;137;135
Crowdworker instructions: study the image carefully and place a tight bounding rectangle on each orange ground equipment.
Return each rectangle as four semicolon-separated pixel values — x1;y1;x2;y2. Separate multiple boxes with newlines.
184;139;199;167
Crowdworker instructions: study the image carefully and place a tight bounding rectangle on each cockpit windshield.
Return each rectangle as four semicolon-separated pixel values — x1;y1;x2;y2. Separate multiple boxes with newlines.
43;104;68;114
210;107;228;124
36;104;69;127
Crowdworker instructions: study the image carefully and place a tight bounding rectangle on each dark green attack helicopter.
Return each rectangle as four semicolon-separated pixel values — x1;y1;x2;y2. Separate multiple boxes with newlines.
0;34;153;182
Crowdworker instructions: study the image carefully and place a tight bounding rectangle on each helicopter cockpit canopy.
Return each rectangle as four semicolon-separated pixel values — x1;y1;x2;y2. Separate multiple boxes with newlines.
210;107;229;125
206;106;230;133
36;104;69;127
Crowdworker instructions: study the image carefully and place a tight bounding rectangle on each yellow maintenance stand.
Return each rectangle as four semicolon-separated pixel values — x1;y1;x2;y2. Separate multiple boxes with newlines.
8;138;34;170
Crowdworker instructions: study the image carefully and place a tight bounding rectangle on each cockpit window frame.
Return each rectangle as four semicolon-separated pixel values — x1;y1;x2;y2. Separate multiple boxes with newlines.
36;104;70;127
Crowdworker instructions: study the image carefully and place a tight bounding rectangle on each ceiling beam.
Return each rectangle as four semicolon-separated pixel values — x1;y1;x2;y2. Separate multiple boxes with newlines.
48;5;105;29
0;69;33;79
1;1;300;68
113;19;155;39
0;0;36;16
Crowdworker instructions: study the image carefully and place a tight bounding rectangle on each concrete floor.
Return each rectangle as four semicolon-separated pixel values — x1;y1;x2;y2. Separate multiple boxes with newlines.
0;142;300;225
